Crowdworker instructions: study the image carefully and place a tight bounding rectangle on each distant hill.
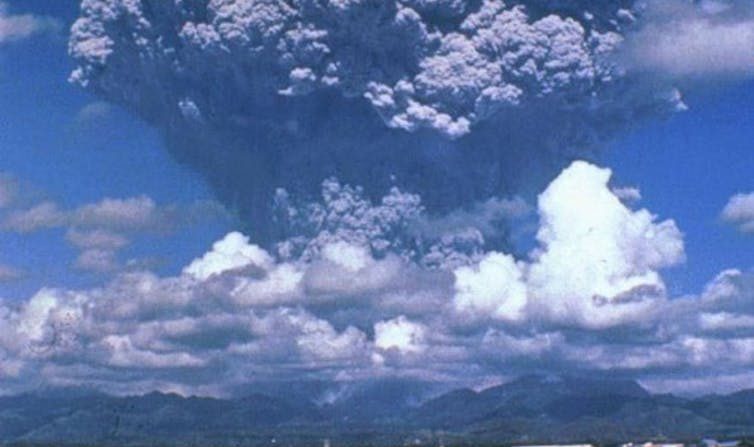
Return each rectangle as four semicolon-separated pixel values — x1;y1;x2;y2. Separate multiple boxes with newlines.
2;375;754;446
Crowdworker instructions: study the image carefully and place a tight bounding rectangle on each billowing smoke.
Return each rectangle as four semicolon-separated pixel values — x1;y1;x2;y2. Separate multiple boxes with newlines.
68;0;684;245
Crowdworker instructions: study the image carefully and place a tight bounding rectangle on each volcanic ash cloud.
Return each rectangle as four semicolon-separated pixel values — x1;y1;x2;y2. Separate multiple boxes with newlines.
68;0;684;244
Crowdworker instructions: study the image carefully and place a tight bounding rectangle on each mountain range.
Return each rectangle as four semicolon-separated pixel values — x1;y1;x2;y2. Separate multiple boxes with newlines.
2;375;754;446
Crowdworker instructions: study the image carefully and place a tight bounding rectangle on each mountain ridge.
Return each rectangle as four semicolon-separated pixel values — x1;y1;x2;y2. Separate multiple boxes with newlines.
2;375;753;446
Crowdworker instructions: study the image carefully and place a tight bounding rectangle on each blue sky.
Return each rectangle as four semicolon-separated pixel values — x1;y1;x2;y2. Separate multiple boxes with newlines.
0;0;235;298
605;81;754;296
0;0;753;396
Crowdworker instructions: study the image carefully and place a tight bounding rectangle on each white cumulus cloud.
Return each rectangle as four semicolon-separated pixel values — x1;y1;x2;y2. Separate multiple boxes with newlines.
527;161;685;328
183;232;274;280
721;192;754;233
374;316;427;355
452;161;685;329
454;252;527;323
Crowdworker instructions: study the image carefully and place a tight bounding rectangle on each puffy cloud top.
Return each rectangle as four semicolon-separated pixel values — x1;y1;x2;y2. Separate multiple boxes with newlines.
453;161;685;329
184;231;274;280
526;161;684;327
454;252;527;322
374;316;427;354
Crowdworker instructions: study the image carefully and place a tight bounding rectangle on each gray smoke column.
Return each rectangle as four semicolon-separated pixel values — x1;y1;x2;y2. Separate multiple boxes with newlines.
68;0;683;244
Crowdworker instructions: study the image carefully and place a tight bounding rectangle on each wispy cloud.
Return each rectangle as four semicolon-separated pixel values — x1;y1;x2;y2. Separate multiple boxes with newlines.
0;173;17;209
0;2;59;44
73;101;113;126
0;263;23;282
625;0;754;79
2;196;222;235
0;177;229;274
